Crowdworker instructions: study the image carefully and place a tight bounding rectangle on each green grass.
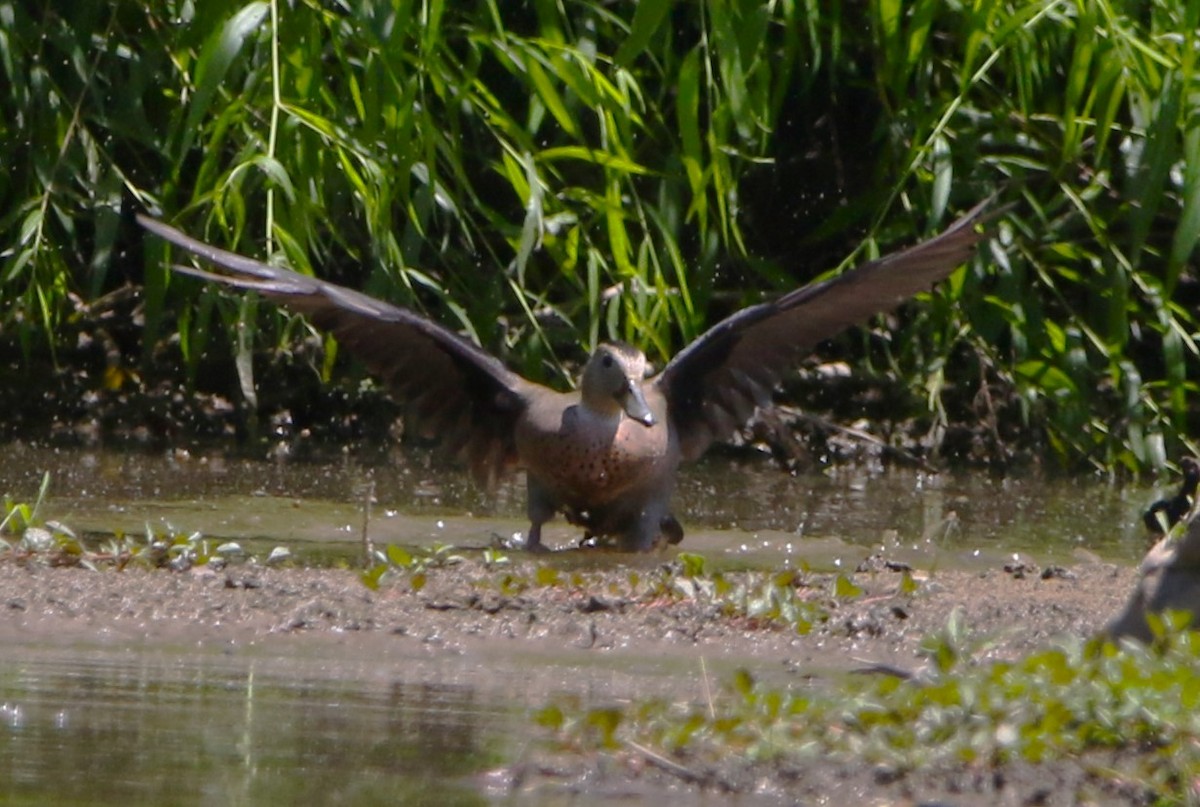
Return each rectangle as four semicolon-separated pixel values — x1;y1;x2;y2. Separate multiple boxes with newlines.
363;547;846;635
538;610;1200;799
0;472;290;571
4;0;1200;471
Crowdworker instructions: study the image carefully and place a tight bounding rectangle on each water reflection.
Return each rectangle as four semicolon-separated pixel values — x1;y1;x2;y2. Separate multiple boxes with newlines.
0;441;1163;564
0;644;497;805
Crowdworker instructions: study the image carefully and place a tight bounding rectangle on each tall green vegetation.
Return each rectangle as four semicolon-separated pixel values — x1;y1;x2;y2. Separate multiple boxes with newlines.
2;0;1200;471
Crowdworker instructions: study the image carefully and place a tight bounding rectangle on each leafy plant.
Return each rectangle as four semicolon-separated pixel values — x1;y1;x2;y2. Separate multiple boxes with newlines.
2;473;289;570
0;471;51;539
361;541;465;591
6;1;1200;470
538;612;1200;798
360;548;849;635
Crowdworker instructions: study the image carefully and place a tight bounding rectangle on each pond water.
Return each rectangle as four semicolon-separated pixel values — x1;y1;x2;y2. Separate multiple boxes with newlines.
0;441;1163;568
0;641;500;805
0;442;1171;804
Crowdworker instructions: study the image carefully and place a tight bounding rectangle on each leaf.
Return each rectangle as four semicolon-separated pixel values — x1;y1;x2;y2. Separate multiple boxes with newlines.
182;2;270;157
250;155;296;203
929;133;952;224
514;151;543;286
834;574;864;599
386;544;414;568
535;565;561;587
536;146;651;175
1014;360;1078;395
533;705;564;730
615;0;674;67
89;168;123;297
360;564;387;591
525;56;579;139
1128;71;1181;265
676;47;706;226
1167;112;1200;288
17;205;42;247
677;552;707;578
732;668;755;699
585;707;622;748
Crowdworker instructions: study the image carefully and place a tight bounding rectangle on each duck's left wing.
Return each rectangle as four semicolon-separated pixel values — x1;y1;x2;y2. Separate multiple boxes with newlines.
654;199;1003;460
137;214;533;487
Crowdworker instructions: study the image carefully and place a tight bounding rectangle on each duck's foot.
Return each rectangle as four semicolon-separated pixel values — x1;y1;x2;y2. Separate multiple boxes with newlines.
517;522;554;553
493;530;552;553
661;515;684;545
523;532;552;554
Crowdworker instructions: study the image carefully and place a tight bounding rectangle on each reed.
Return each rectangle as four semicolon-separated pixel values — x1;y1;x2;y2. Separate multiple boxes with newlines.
3;0;1199;470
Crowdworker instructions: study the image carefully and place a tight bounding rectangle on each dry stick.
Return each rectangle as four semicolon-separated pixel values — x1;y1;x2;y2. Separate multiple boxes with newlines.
626;739;739;793
700;657;716;720
848;657;917;679
624;740;704;784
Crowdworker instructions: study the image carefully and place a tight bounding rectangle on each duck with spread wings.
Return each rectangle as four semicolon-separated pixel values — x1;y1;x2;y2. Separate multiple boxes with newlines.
138;199;999;551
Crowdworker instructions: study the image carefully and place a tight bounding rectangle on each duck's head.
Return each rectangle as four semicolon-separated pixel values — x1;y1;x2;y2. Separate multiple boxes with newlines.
580;342;655;427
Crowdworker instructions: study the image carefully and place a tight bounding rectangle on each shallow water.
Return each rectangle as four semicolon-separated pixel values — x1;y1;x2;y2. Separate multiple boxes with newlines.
0;440;1162;567
1;628;767;806
0;641;501;805
0;442;1170;803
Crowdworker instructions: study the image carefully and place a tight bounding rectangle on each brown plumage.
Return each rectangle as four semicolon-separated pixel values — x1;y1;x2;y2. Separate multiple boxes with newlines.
138;199;1000;551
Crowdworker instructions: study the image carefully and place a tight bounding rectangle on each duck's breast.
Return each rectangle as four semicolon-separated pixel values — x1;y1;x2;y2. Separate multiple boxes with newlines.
516;391;677;503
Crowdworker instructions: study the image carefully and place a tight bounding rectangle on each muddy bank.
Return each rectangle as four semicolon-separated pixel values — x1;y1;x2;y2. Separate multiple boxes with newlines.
0;555;1133;661
0;552;1151;804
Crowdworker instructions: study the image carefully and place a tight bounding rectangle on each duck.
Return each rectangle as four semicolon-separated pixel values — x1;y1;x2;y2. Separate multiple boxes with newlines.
137;199;999;551
1143;457;1200;535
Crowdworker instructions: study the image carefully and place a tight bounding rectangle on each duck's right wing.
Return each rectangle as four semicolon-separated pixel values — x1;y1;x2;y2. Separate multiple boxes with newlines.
138;214;532;486
654;199;1003;460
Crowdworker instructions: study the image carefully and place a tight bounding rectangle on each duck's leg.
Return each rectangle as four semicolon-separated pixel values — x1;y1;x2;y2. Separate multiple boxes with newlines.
524;476;557;552
525;521;547;552
619;502;677;552
661;514;684;545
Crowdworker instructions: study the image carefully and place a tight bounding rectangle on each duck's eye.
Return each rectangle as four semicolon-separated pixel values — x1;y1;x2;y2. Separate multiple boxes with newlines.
601;354;614;368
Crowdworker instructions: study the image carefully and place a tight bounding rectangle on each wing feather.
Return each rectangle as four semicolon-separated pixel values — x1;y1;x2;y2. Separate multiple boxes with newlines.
138;214;532;485
655;199;1003;460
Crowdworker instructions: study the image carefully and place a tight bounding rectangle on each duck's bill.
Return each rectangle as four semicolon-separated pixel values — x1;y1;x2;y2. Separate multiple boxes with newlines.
620;383;656;427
